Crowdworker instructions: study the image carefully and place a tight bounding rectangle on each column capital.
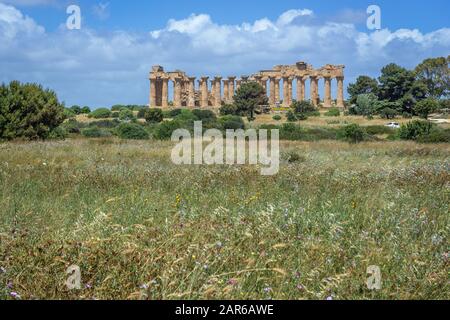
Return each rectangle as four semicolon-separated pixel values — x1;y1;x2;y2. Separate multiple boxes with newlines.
228;76;236;81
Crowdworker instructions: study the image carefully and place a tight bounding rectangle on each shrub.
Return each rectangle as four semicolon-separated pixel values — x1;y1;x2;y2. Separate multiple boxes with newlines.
119;108;136;121
89;108;111;119
219;115;245;130
63;108;76;119
296;113;308;121
81;106;91;114
48;126;68;140
115;123;149;140
168;109;183;118
365;125;395;135
379;107;398;119
414;98;440;119
154;120;186;140
62;119;84;134
0;81;65;140
70;105;82;115
280;123;303;140
81;126;112;138
144;108;164;123
220;104;238;116
137;108;148;119
174;109;196;122
416;128;450;143
192;109;217;120
272;115;282;121
292;100;315;114
338;124;365;143
286;111;297;122
324;107;340;117
398;120;434;140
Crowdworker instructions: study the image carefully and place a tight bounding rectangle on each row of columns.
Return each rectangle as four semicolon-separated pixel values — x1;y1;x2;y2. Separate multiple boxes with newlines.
150;76;344;108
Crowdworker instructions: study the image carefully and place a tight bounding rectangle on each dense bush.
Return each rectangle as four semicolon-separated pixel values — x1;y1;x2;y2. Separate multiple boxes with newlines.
48;126;68;140
63;108;76;119
174;109;197;122
192;109;217;121
144;108;164;123
416;128;450;143
219;104;238;116
115;123;149;140
413;98;439;119
81;106;91;114
218;115;245;130
168;109;183;118
272;115;282;121
291;100;316;114
379;107;398;119
338;124;366;143
89;108;112;119
324;107;341;117
286;111;297;122
137;108;148;119
0;81;65;140
81;126;112;138
398;120;434;140
119;108;136;121
154;120;186;140
62;119;84;134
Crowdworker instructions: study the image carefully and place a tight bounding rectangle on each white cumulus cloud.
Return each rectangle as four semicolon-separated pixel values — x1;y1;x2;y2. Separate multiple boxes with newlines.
0;3;449;108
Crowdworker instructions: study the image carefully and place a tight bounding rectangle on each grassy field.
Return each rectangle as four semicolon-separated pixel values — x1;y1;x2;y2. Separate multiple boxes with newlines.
0;138;449;300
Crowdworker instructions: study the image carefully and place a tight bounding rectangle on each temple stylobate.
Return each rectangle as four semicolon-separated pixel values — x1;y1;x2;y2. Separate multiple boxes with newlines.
149;61;345;109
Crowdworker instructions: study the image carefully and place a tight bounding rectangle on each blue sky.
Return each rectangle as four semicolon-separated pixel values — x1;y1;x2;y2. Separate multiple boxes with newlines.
1;0;449;107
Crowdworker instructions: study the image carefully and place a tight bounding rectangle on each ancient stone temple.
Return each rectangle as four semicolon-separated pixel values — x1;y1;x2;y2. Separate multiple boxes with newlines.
149;61;345;109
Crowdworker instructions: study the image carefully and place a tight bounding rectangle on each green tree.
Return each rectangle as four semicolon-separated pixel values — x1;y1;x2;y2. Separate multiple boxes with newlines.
378;63;415;101
291;100;315;114
119;108;135;121
81;106;91;114
70;105;82;115
0;81;65;140
413;98;439;119
144;108;164;123
233;82;268;121
354;93;379;117
414;56;450;98
348;76;379;104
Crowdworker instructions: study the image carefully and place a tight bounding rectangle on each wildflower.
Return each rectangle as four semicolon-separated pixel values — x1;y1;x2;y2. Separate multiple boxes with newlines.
85;284;92;289
140;284;149;290
10;292;20;299
296;284;304;290
326;295;333;301
203;264;209;270
0;267;6;274
216;241;223;248
264;287;273;293
7;281;13;289
228;278;238;286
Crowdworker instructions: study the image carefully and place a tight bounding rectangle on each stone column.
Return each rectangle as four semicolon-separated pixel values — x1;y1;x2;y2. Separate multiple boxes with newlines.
324;77;332;108
214;76;222;107
274;78;280;104
149;77;157;107
288;77;293;106
200;77;209;108
269;77;276;106
228;77;236;100
174;78;182;107
310;76;318;107
223;79;229;103
336;77;345;108
282;77;289;107
162;77;169;108
296;76;305;102
236;79;242;91
188;77;196;108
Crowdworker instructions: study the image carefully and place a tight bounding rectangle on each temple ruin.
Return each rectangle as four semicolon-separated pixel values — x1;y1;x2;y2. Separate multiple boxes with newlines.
149;61;345;109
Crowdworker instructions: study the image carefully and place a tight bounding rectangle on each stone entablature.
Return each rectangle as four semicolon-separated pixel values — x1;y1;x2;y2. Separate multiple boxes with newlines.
149;61;345;109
